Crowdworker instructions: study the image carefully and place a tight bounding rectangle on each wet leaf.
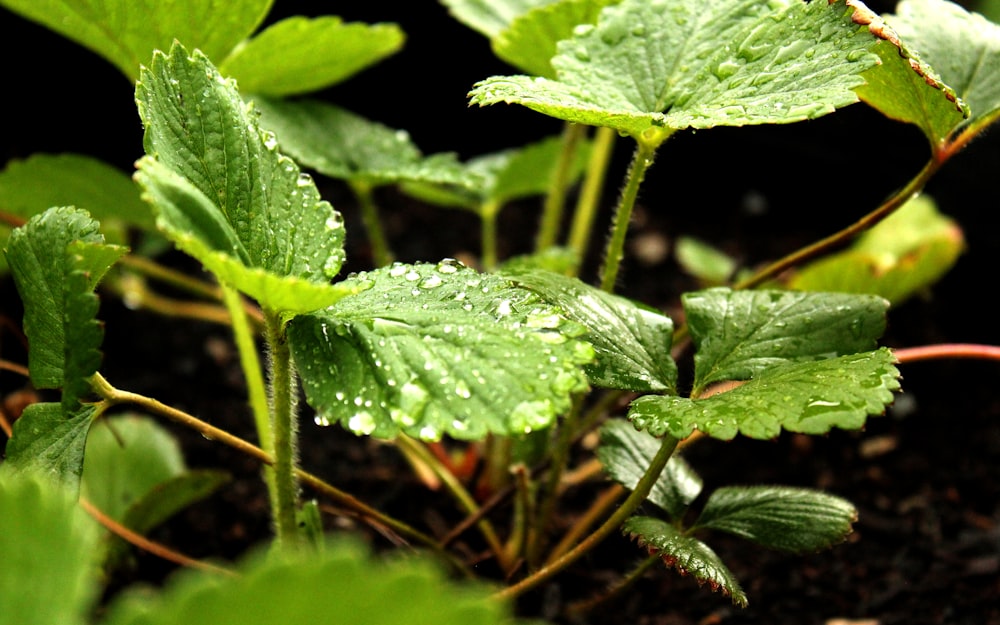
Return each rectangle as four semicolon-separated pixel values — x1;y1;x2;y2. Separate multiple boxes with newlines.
134;43;353;313
629;348;900;440
597;419;702;517
693;486;857;553
440;0;561;39
682;288;890;394
2;403;97;491
503;268;676;392
288;261;594;440
623;516;747;607
790;195;964;304
470;0;891;139
220;17;404;96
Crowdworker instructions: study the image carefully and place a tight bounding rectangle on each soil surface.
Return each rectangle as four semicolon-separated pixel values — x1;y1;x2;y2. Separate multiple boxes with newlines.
2;2;999;624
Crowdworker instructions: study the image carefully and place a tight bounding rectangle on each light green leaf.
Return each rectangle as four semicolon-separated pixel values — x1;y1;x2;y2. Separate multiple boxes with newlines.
289;261;593;441
252;98;473;188
4;207;126;406
494;0;621;77
675;236;737;285
502;268;676;392
694;486;857;553
682;288;890;394
597;419;702;517
1;403;97;490
440;0;561;39
789;195;964;304
623;516;747;607
100;538;524;625
0;0;270;81
629;348;900;440
0;472;101;625
134;42;352;313
889;0;1000;136
470;0;891;138
220;17;404;97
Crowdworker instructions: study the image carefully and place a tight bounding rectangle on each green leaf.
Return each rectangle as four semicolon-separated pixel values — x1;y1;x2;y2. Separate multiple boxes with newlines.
682;288;890;394
470;0;891;138
219;17;404;96
887;0;1000;137
288;261;594;441
0;472;101;625
502;268;676;392
693;486;857;553
675;236;737;285
251;98;473;188
597;419;702;517
2;403;97;491
629;348;901;440
440;0;561;39
789;195;964;304
494;0;621;77
100;538;524;625
623;516;747;607
0;0;270;81
4;207;126;407
134;42;352;313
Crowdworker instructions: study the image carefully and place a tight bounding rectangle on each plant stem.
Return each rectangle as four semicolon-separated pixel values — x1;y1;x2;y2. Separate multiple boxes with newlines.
536;122;586;252
528;397;582;565
735;156;942;290
263;309;301;546
545;484;624;564
568;126;617;266
481;200;501;271
599;137;661;292
494;434;679;601
350;180;394;268
894;343;1000;363
564;554;659;617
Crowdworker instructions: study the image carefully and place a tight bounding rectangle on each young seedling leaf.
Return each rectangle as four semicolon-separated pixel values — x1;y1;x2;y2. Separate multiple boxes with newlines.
134;43;353;313
288;261;593;441
4;207;126;408
682;288;890;394
503;268;676;392
494;0;622;77
100;538;525;625
251;98;473;188
0;472;101;625
2;403;97;491
0;0;270;81
597;419;702;517
693;486;857;552
623;515;747;607
470;0;891;138
885;0;1000;138
789;195;964;304
629;348;900;440
440;0;561;39
219;17;404;97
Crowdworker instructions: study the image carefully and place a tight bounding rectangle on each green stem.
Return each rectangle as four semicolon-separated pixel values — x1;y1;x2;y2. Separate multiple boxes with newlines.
494;434;679;601
263;309;301;546
599;137;661;292
350;180;394;268
564;554;660;617
528;396;582;565
568;126;617;266
536;122;586;252
481;200;501;271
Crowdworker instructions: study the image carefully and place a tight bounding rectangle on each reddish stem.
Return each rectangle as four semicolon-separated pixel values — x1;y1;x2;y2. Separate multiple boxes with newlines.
894;344;1000;363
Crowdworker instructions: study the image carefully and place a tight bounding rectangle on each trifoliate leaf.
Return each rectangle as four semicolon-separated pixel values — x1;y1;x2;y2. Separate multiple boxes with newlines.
251;98;472;188
494;0;622;77
288;261;594;441
220;17;404;96
0;0;269;81
623;516;747;607
503;269;676;392
440;0;561;39
2;403;97;491
597;419;702;517
134;43;352;313
4;207;125;408
789;195;964;304
629;348;900;440
0;472;101;625
681;288;890;395
693;486;857;553
100;538;524;625
470;0;893;139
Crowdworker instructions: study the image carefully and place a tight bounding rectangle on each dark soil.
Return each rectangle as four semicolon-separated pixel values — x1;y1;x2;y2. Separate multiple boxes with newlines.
2;2;999;624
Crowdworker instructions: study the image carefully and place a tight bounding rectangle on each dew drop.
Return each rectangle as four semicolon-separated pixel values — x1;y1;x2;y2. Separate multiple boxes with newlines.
348;412;377;435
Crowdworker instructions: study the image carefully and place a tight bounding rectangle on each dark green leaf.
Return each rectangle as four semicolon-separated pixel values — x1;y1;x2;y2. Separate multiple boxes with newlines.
2;403;97;491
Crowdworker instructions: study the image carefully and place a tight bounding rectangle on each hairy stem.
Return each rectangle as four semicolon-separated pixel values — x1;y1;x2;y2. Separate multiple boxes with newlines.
536;122;586;252
263;310;301;546
350;180;394;268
